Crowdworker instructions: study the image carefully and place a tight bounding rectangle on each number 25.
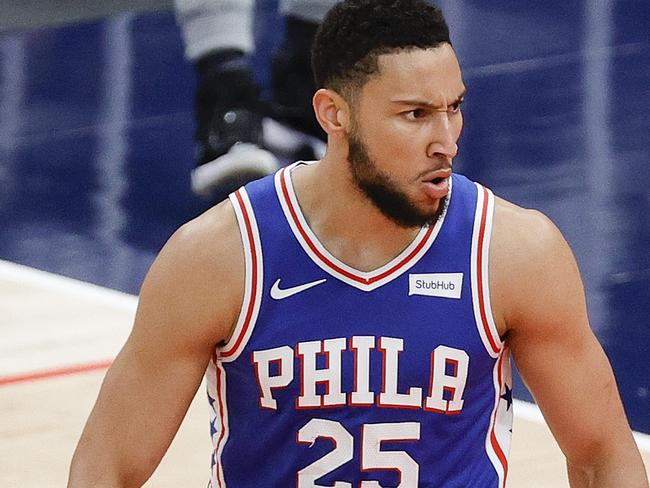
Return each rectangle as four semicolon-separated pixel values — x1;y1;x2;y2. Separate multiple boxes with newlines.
297;418;420;488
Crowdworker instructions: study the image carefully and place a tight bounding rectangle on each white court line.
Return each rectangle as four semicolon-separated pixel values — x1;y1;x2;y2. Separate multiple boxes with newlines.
463;42;641;79
0;260;136;379
2;260;649;453
0;259;137;310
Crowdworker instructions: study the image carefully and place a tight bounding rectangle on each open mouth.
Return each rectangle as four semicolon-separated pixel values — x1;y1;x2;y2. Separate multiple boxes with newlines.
422;168;452;186
421;174;450;199
425;175;449;187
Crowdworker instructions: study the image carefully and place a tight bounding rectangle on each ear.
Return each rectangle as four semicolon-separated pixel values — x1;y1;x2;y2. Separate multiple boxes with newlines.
312;88;350;135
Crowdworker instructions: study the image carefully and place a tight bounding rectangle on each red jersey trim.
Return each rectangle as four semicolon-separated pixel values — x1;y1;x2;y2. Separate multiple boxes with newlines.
488;351;509;486
220;189;263;361
471;184;503;357
274;163;449;292
207;352;230;487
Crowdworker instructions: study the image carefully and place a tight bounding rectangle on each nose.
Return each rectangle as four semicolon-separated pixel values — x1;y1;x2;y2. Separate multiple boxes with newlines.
426;112;459;160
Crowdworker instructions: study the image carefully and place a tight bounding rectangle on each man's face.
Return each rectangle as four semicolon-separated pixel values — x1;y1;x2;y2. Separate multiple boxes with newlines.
346;44;465;228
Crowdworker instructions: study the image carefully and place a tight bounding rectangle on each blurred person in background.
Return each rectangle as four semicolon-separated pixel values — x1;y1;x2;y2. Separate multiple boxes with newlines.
174;0;337;199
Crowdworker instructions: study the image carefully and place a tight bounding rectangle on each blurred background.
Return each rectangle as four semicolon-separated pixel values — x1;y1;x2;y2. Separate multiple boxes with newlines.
0;0;648;436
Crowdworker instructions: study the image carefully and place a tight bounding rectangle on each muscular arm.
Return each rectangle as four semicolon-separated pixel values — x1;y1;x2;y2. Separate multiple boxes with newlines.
68;200;244;487
490;198;648;487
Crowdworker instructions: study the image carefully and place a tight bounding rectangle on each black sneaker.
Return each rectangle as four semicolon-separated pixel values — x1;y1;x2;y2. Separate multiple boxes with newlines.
191;49;279;199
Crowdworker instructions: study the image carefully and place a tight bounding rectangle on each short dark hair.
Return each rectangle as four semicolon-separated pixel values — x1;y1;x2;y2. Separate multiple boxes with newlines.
311;0;451;98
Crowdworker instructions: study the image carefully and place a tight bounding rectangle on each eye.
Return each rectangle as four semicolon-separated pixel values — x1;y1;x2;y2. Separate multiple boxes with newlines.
449;99;464;114
405;108;427;120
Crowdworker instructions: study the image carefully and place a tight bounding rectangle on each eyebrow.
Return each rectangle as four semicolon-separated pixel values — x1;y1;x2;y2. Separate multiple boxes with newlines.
391;88;467;109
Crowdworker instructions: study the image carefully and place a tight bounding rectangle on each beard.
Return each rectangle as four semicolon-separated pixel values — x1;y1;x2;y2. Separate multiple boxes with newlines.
347;129;449;229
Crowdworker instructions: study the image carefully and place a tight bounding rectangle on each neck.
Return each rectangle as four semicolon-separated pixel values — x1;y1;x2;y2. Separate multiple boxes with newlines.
290;154;423;272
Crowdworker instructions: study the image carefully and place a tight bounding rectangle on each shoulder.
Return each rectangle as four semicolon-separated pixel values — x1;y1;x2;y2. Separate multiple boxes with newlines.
490;196;575;276
490;196;563;257
165;197;242;267
489;196;585;337
137;198;245;346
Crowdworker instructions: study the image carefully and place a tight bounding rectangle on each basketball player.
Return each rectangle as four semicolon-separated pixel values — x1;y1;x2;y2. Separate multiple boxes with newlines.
69;1;648;486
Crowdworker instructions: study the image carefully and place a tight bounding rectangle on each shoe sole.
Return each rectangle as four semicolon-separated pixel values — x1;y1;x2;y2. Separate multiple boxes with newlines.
262;118;326;159
191;144;279;198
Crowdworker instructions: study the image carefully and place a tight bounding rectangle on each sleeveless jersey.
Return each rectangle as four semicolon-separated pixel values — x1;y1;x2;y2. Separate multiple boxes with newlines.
206;162;513;488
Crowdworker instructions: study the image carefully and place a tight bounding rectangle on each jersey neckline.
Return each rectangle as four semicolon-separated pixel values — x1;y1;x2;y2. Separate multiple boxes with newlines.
274;161;452;292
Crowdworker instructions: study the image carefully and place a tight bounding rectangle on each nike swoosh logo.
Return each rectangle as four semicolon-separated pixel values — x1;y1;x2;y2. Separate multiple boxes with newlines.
270;278;327;300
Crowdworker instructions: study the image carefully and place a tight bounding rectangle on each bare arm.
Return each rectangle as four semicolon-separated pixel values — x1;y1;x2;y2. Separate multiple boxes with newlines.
68;200;244;487
490;198;648;487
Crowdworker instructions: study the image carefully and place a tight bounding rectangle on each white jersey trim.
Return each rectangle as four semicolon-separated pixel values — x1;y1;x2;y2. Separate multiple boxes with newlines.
219;188;264;362
207;354;231;488
274;162;450;292
484;347;513;487
470;184;503;358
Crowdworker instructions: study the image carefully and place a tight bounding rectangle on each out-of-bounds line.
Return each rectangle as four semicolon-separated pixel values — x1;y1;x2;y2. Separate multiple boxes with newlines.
0;360;113;386
0;259;138;312
515;399;650;453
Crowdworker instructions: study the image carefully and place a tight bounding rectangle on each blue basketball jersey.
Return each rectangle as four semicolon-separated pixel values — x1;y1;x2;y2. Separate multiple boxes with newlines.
206;162;513;488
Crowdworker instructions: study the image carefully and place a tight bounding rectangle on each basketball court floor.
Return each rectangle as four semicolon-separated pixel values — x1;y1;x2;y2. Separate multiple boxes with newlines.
1;260;649;486
1;1;649;486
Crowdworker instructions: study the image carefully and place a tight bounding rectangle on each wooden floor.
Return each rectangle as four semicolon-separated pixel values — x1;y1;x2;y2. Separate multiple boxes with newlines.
1;260;648;487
